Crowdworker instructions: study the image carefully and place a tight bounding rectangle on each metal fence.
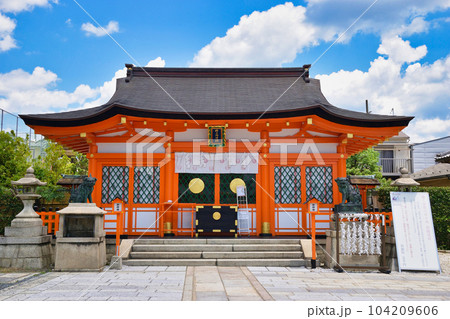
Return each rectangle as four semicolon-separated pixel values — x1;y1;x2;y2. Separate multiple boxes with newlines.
1;107;45;158
378;158;411;175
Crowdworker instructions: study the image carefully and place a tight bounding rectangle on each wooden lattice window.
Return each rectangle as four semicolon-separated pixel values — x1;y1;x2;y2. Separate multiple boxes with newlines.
274;166;302;204
178;173;215;204
220;174;256;204
101;166;129;203
133;166;160;204
305;166;333;204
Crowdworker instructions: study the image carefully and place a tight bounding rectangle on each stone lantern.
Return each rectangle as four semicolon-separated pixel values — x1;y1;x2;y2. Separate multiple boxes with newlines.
391;167;420;192
11;167;47;222
0;167;52;269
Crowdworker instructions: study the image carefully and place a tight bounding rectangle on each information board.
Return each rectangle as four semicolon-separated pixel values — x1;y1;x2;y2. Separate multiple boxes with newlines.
390;192;441;272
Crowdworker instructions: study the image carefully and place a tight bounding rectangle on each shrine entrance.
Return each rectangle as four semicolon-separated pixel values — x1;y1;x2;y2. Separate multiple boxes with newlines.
177;173;257;235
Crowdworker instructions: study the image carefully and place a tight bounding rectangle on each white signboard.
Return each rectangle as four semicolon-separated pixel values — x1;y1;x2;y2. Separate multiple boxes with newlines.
175;152;258;174
113;202;122;212
236;185;246;197
390;192;441;272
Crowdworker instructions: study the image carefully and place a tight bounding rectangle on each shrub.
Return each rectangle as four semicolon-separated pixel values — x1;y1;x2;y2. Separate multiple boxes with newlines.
377;186;450;250
0;187;23;235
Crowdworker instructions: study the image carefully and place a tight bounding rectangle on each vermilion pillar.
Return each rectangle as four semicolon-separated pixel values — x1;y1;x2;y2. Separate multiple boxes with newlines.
337;143;347;203
259;130;272;236
88;143;99;204
163;131;175;237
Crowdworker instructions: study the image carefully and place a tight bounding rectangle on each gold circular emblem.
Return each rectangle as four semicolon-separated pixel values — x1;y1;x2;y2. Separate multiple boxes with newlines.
230;178;246;193
189;178;205;194
213;212;221;220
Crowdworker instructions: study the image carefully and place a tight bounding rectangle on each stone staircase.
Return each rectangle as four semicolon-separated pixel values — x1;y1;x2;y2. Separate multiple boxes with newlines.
122;238;308;267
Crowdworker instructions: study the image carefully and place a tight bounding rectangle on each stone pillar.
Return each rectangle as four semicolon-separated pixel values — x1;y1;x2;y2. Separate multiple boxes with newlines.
0;168;52;269
54;203;107;271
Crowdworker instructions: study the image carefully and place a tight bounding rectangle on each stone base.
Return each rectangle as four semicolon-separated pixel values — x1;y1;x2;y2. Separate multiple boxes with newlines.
55;237;106;271
109;256;122;270
0;236;52;269
0;216;52;270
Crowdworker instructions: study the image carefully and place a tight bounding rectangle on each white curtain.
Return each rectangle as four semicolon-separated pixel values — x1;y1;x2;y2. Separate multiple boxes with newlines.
175;152;258;174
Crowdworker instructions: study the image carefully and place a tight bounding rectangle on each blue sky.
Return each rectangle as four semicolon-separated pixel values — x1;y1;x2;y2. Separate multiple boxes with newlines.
0;0;449;143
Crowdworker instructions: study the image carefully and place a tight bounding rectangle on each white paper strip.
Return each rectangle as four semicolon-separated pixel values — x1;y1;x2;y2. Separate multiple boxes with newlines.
175;152;258;174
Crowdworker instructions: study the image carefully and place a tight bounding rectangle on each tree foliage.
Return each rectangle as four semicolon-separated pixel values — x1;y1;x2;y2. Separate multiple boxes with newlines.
32;141;88;186
0;186;23;235
346;148;384;180
0;131;31;188
33;142;74;186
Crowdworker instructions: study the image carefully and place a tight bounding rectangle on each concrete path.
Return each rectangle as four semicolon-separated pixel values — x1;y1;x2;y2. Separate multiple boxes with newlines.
0;266;449;301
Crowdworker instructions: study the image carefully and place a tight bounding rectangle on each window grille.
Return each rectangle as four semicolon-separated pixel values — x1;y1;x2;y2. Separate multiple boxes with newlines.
178;173;215;204
274;166;302;204
133;166;160;204
220;174;256;204
101;166;129;203
305;166;333;203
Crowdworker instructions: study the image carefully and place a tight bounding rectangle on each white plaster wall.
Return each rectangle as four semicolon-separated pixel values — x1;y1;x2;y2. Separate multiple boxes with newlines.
269;129;300;137
227;129;260;141
174;129;208;141
269;143;337;154
97;143;165;153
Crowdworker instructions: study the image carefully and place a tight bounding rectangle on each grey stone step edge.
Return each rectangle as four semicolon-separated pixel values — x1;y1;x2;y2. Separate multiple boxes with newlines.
133;238;302;245
129;251;304;259
132;244;302;252
123;258;308;267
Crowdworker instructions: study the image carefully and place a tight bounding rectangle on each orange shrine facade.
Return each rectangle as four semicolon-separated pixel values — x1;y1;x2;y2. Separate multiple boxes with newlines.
21;66;412;237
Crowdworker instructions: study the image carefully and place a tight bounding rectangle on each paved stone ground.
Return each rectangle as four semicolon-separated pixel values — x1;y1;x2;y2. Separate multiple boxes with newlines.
1;264;449;301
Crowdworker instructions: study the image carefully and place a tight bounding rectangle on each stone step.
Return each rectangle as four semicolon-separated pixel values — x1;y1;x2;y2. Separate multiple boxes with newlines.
216;259;307;267
123;258;307;267
133;238;301;245
206;239;301;245
123;259;216;266
132;244;301;252
130;251;303;259
134;239;207;245
133;244;233;252
232;244;301;252
202;251;303;259
130;252;202;259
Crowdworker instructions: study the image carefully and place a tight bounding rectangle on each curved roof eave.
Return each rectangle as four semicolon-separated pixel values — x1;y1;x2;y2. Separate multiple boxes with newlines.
20;102;413;128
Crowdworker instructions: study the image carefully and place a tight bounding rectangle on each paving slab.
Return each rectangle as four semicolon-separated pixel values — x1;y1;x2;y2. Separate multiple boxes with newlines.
1;264;450;301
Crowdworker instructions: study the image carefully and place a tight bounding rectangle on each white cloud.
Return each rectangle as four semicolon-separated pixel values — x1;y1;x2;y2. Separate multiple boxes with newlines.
0;67;97;114
191;1;450;67
406;117;450;143
145;57;165;67
191;3;319;67
377;36;427;64
315;36;450;143
0;57;166;114
306;0;450;39
0;0;56;13
0;13;16;51
0;0;57;52
81;21;119;37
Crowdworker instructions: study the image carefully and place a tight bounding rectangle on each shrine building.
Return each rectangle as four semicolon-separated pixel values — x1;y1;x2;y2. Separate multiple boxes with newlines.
20;65;413;237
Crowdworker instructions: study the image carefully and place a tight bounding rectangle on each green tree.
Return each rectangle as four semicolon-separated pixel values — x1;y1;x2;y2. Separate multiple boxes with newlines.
346;148;384;180
33;141;74;186
69;152;89;176
0;131;31;188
